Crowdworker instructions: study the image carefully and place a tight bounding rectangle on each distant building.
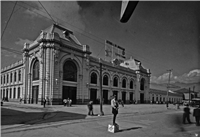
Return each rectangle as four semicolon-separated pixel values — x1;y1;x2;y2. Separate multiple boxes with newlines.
1;24;150;105
149;88;183;104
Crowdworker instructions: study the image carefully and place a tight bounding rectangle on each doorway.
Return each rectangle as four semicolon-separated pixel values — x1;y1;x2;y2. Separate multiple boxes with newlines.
90;88;97;104
122;92;126;104
140;93;144;103
32;86;39;104
103;90;108;104
113;91;118;100
63;86;77;104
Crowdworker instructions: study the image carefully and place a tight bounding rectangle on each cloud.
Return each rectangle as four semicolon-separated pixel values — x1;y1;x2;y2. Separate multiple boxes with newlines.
15;38;33;47
151;69;200;84
23;1;85;32
1;49;21;59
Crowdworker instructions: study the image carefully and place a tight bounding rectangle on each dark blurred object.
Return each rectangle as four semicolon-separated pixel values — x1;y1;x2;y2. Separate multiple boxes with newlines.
1;101;3;106
193;104;200;126
183;104;192;124
120;1;138;23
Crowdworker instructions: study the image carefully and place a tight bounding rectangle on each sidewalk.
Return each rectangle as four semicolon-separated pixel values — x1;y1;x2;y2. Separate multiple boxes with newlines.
2;101;181;116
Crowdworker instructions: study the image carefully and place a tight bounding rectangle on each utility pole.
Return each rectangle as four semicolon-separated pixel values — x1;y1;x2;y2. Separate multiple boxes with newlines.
99;58;104;116
189;87;191;106
166;69;172;109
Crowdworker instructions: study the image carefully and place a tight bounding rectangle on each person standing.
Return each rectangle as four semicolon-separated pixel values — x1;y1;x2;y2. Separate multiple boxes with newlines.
111;95;119;125
183;104;192;124
87;101;94;115
43;98;47;108
193;104;200;126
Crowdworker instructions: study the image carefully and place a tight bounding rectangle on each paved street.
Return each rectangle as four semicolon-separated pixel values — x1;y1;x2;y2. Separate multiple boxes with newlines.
1;102;200;137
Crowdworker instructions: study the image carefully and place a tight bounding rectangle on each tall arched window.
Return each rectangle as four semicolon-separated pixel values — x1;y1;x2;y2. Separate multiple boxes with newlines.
122;79;126;88
91;72;97;84
18;70;21;81
33;60;39;80
18;87;20;98
14;72;17;82
63;60;77;82
113;77;118;87
130;80;133;89
103;75;109;86
140;78;145;90
10;73;12;83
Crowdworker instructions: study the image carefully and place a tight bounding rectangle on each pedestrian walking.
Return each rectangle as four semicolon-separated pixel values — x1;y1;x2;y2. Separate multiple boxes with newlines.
183;104;192;124
69;99;72;106
63;99;67;106
193;104;200;126
111;95;119;125
87;101;94;115
19;97;23;104
43;98;47;108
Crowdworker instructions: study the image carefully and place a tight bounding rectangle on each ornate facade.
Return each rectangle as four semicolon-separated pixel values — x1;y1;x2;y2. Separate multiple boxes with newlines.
1;24;151;105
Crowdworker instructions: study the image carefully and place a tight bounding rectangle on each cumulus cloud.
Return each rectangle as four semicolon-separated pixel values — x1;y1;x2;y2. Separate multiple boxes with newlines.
151;69;200;84
15;38;33;47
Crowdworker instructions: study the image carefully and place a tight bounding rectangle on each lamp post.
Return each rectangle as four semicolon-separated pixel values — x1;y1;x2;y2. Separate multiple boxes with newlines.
166;69;172;109
99;58;104;116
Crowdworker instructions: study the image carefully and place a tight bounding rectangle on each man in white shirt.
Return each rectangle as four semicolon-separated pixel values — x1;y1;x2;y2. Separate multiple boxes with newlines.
111;95;119;125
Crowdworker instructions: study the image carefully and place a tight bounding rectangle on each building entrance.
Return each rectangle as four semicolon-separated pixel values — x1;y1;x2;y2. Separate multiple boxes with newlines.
113;91;118;100
32;86;39;104
103;90;108;104
63;86;77;104
140;93;144;103
122;92;126;104
90;88;97;104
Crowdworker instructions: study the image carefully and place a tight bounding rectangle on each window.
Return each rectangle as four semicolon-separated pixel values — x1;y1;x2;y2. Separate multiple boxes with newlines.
18;87;20;98
91;72;97;84
122;79;126;88
14;72;17;82
10;73;12;83
10;88;12;98
13;88;16;99
63;60;77;82
18;70;21;81
113;77;118;87
4;75;5;84
1;76;2;84
103;75;109;86
140;78;145;90
33;60;40;80
7;74;9;83
130;80;133;89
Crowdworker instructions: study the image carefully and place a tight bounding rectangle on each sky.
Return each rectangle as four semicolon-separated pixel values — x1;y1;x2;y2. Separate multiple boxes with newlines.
1;1;200;85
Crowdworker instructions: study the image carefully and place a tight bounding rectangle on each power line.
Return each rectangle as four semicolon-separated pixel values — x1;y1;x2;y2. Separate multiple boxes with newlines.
38;1;56;24
1;1;17;40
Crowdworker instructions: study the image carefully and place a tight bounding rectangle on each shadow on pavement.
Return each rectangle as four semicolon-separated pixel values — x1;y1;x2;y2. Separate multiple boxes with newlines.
117;127;142;133
1;107;87;126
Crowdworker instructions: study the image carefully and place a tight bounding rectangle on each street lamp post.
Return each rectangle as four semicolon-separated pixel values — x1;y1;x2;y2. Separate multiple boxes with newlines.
99;58;104;116
166;69;172;109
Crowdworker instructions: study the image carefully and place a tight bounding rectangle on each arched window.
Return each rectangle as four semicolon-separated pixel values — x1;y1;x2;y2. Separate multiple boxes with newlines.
14;72;17;82
33;60;39;80
10;73;12;83
63;60;77;82
13;88;16;99
113;77;118;87
122;79;126;88
10;88;12;98
18;87;20;98
91;72;97;84
130;80;133;89
103;75;109;86
7;74;9;83
140;78;145;90
18;70;21;81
